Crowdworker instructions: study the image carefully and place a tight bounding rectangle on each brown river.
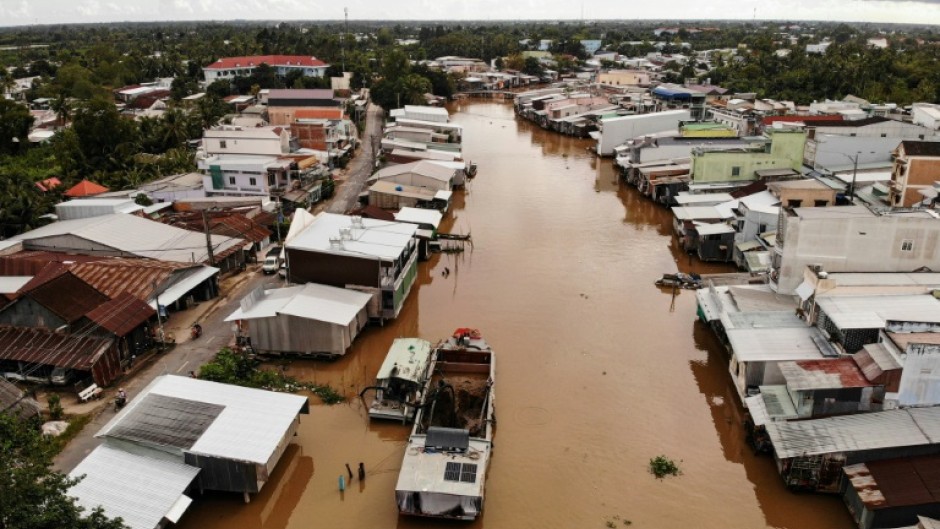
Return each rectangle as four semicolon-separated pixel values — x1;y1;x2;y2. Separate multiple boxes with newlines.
177;100;854;529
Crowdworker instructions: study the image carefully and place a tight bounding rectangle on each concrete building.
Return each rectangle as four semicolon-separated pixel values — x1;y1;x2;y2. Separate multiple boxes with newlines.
771;206;940;294
689;129;806;191
285;213;419;320
767;179;837;208
594;109;692;156
889;141;940;207
203;126;291;157
203;56;329;84
225;283;371;357
597;70;650;87
912;103;940;131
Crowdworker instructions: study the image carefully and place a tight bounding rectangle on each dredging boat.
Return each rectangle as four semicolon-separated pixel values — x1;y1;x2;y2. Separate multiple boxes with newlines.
395;328;496;521
362;338;435;422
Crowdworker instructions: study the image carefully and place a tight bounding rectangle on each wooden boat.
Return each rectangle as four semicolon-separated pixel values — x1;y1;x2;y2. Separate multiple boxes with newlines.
363;338;435;422
395;328;495;521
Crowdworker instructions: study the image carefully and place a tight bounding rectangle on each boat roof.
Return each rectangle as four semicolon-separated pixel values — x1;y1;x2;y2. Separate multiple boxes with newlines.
396;435;490;499
376;338;433;383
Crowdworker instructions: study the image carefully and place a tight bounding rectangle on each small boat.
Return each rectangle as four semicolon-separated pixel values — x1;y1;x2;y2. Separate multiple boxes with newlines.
363;338;435;422
655;272;701;290
395;328;495;521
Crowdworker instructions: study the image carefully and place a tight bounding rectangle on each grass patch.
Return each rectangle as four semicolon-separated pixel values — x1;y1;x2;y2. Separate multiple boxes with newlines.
198;348;345;405
649;455;681;479
50;414;92;455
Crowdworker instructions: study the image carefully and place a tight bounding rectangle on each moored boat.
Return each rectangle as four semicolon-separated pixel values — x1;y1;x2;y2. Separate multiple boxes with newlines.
395;328;495;521
363;338;435;422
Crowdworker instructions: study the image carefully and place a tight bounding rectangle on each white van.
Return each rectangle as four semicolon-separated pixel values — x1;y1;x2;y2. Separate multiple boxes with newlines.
262;255;280;274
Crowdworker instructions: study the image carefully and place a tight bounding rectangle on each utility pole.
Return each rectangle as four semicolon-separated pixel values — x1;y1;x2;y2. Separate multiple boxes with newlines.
153;280;166;351
201;209;215;265
849;152;860;203
342;7;348;72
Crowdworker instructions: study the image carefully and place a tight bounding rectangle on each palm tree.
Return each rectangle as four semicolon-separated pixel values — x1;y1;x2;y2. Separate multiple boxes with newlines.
50;92;72;127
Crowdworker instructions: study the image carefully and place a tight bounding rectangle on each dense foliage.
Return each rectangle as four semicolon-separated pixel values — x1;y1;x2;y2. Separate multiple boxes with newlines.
199;348;344;404
0;412;128;529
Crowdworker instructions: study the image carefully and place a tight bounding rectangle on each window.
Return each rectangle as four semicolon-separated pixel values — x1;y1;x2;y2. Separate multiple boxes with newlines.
731;166;741;177
789;199;802;208
249;177;257;186
219;140;227;149
814;200;829;207
228;177;235;185
901;239;914;252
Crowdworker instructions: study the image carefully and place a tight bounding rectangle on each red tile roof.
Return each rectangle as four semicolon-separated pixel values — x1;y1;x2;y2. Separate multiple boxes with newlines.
84;292;155;336
36;177;62;192
205;55;327;70
64;179;109;197
0;326;112;372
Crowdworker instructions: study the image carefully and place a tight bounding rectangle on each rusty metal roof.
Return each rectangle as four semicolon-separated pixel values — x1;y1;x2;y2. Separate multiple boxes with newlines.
844;455;940;510
70;259;197;302
22;271;110;323
158;212;271;245
779;358;874;391
84;292;155;337
0;378;41;420
0;326;112;371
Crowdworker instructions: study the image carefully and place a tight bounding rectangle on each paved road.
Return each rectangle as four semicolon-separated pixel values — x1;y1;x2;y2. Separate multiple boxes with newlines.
328;102;383;214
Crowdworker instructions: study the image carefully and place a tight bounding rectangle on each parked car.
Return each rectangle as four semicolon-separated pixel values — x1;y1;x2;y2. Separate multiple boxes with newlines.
262;255;280;274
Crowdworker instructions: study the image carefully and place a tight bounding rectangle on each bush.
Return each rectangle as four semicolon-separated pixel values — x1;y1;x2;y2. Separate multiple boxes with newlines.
649;455;681;479
47;394;63;420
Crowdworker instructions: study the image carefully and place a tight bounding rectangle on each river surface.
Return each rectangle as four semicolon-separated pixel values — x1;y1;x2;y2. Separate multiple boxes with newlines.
177;100;853;529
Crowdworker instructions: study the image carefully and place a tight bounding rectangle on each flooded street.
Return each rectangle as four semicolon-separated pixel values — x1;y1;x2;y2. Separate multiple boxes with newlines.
178;100;853;529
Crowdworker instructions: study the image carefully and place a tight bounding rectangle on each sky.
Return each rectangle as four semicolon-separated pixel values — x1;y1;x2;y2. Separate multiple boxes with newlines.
0;0;938;27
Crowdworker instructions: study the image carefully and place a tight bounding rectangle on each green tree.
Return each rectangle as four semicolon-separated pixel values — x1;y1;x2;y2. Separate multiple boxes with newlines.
0;99;32;155
0;413;128;529
57;98;139;177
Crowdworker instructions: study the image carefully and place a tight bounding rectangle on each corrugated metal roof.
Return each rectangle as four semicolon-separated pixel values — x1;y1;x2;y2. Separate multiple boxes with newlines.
817;295;940;327
107;394;224;450
746;385;798;425
21;271;110;323
729;285;798;312
779;358;873;391
0;326;111;372
84;293;155;336
0;276;32;294
693;222;734;235
376;338;433;383
855;344;902;380
727;326;830;362
395;208;443;229
672;206;730;220
0;378;41;420
226;283;371;326
70;259;199;302
159;212;271;245
98;375;308;465
12;214;244;265
844;455;940;510
286;212;417;261
722;311;805;330
766;407;940;459
69;441;200;529
373;160;457;183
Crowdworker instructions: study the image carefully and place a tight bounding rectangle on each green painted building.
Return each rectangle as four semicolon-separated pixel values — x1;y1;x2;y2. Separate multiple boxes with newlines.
690;129;806;186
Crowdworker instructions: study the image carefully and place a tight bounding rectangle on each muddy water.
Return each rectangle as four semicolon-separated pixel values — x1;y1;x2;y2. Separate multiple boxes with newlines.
178;101;853;529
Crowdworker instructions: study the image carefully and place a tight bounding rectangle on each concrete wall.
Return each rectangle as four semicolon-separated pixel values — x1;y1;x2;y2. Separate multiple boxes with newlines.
203;132;288;156
774;212;940;294
891;157;940;207
898;348;940;407
597;109;691;156
692;130;805;184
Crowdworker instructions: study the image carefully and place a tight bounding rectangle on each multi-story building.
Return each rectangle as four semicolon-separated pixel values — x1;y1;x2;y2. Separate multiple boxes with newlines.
889;141;940;207
202;126;292;157
771;205;940;294
203;56;329;84
689;129;806;191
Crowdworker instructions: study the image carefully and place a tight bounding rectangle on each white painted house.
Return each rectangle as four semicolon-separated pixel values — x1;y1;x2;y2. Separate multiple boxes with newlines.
203;126;291;157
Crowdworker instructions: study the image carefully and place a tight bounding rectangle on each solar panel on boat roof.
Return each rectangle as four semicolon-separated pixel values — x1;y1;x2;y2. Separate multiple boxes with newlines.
444;461;461;481
460;463;478;483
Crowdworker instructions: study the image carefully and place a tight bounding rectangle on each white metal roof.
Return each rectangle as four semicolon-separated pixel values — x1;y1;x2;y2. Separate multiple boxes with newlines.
727;326;830;362
693;222;734;235
673;193;733;205
765;407;940;459
672;206;731;221
434;190;453;201
745;385;798;426
12;213;244;265
373;160;456;183
376;338;433;383
151;266;219;309
370;180;438;200
395;207;443;229
98;375;308;465
738;190;780;214
816;294;940;327
225;283;371;326
69;441;200;529
824;272;940;288
0;276;31;293
396;436;490;498
286;212;417;261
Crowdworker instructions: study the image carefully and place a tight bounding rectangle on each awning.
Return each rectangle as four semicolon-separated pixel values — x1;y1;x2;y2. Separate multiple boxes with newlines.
434;190;453;201
297;156;319;170
151;267;219;309
795;280;815;301
282;189;309;203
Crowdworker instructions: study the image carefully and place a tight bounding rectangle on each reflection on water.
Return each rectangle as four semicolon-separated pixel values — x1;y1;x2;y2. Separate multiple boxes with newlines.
177;101;853;529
